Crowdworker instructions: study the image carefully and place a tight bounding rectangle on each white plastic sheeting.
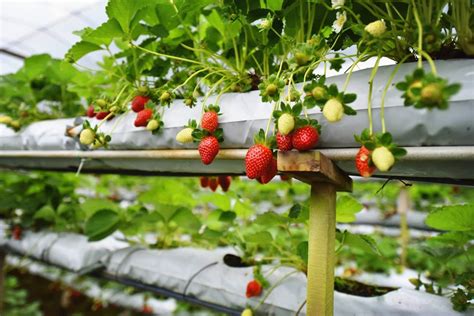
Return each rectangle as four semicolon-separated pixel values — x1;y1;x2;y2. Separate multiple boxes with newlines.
4;230;127;273
104;246;467;316
0;59;473;150
1;227;469;315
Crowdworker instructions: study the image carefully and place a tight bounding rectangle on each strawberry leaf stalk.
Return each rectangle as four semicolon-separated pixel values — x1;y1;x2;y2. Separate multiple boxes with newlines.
245;129;274;179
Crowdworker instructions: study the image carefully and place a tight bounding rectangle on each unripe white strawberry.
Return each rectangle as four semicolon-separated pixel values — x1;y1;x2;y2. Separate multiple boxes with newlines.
0;115;13;125
420;83;442;105
176;127;194;143
372;146;395;171
79;128;95;145
365;20;386;37
311;86;326;100
323;98;344;122
241;308;253;316
146;119;159;131
277;113;295;135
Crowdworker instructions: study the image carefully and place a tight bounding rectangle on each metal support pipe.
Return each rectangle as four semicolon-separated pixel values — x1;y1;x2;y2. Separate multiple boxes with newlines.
0;146;472;161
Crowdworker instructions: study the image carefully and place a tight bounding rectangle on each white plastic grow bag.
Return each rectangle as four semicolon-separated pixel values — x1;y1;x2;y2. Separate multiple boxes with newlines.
103;247;237;293
76;59;473;150
102;247;468;316
6;231;127;273
0;59;472;151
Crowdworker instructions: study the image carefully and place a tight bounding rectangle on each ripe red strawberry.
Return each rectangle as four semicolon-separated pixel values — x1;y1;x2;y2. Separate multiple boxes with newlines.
132;95;150;113
198;136;220;165
259;157;277;184
95;111;110;120
200;176;209;188
142;305;153;314
70;289;82;298
134;109;153;127
209;178;218;191
86;105;96;118
292;126;319;151
201;111;219;133
276;132;293;151
12;225;22;240
218;175;231;192
246;280;263;298
245;144;273;179
355;146;376;177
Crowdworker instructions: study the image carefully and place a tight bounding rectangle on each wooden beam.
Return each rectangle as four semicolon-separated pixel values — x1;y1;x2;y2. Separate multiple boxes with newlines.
277;151;352;192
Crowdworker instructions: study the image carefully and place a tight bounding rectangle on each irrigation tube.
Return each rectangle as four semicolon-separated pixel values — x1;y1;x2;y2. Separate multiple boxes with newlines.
0;246;242;316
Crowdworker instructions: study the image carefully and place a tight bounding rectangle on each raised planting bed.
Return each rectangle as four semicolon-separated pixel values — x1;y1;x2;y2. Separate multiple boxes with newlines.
0;60;473;184
1;228;127;273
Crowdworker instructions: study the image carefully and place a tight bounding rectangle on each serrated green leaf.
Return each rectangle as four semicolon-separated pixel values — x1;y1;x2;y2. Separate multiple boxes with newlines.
339;232;381;255
83;18;124;46
297;241;308;264
254;212;287;226
169;207;201;231
34;205;56;221
245;231;273;243
219;210;237;222
288;203;302;219
85;209;120;241
426;204;474;231
336;195;363;223
106;0;151;34
66;41;103;63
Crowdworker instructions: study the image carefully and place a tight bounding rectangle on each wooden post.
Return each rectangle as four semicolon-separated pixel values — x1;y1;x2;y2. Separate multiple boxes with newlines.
0;249;5;314
278;151;352;316
397;186;410;268
308;184;336;315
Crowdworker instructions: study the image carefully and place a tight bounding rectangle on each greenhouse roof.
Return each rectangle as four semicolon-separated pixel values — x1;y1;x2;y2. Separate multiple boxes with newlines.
0;0;107;75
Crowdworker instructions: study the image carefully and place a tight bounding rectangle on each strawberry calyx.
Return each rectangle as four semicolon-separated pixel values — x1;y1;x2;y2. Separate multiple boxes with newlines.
204;104;221;115
253;128;272;148
295;118;321;134
192;127;224;143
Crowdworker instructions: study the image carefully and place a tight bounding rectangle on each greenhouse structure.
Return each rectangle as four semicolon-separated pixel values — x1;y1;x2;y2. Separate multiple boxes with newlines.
0;0;473;315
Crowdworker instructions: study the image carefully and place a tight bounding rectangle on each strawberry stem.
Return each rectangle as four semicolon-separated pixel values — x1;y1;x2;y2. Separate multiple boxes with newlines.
380;54;411;133
411;0;424;68
367;54;382;136
265;101;278;142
